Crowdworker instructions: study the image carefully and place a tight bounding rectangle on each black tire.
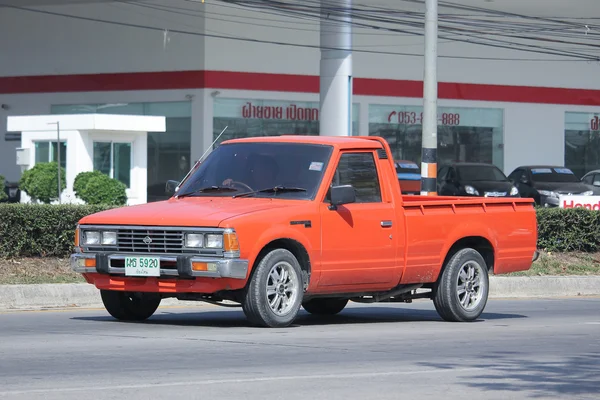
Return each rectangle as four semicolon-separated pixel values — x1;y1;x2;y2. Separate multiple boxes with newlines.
100;290;162;321
302;298;348;315
242;249;304;328
433;248;489;322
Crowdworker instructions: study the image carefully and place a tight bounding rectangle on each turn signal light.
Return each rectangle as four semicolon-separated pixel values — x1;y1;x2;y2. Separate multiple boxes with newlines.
223;231;240;253
192;262;217;272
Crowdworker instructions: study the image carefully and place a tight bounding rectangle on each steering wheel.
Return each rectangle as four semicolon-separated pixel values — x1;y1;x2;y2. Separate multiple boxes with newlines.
228;181;254;192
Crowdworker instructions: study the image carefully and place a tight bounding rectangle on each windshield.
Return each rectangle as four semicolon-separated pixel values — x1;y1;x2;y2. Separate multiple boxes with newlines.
456;165;508;182
530;167;580;183
176;142;333;200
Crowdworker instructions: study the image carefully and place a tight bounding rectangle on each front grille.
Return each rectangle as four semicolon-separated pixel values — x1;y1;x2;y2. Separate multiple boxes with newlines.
81;226;224;256
117;229;184;253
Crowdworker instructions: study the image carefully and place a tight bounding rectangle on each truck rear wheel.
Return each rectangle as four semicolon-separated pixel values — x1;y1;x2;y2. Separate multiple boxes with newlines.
433;248;489;322
302;298;348;315
100;290;162;321
242;249;304;328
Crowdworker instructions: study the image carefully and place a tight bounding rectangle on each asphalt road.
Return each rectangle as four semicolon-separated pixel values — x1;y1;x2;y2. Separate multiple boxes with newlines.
0;298;599;400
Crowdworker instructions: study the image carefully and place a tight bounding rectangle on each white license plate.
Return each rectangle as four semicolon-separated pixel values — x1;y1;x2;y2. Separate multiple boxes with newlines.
124;256;161;277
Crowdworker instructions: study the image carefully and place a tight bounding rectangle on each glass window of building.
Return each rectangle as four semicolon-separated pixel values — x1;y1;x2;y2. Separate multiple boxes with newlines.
34;141;67;171
565;112;600;178
213;98;360;146
93;141;132;187
51;102;191;202
368;105;504;170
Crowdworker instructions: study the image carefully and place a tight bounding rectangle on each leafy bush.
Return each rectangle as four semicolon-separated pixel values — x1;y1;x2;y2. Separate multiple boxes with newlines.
0;175;7;202
73;171;105;199
536;207;600;252
0;204;115;258
19;162;66;204
75;172;127;206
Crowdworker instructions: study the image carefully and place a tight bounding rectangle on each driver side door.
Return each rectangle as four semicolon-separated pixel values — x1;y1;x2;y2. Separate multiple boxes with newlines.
318;150;398;288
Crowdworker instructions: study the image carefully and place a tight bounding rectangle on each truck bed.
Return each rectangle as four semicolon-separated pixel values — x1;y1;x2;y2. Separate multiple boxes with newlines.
398;195;537;284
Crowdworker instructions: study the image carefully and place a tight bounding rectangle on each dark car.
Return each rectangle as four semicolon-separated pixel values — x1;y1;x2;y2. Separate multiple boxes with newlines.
437;162;519;197
2;181;20;203
507;165;598;207
395;160;421;195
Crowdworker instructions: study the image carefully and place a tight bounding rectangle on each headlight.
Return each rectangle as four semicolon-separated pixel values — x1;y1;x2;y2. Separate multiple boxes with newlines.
101;231;117;245
205;234;223;248
464;185;479;196
83;231;101;245
510;186;519;196
185;233;204;248
538;190;558;198
582;190;593;196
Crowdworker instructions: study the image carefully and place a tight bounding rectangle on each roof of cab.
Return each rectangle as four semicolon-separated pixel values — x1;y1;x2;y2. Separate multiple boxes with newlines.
221;135;384;150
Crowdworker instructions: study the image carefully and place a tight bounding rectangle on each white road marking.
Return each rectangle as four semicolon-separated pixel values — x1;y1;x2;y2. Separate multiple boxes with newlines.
0;368;481;396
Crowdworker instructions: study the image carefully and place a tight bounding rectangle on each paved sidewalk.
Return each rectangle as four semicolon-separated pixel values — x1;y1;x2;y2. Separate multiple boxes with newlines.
1;276;599;311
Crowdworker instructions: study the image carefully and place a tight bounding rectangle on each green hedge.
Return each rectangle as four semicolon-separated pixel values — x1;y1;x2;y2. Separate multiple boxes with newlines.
0;204;115;259
0;204;598;259
0;175;7;202
536;207;600;252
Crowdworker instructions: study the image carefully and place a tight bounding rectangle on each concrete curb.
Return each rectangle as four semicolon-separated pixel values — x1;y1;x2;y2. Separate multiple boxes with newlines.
1;276;599;311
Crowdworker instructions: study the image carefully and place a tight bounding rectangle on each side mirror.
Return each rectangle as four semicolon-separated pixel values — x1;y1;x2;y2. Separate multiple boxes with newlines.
165;180;180;196
329;184;356;210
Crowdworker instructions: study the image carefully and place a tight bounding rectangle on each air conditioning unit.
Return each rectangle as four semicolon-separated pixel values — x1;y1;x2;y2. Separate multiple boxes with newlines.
16;148;30;166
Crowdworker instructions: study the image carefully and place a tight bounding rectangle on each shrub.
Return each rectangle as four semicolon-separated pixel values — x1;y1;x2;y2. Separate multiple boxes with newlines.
0;175;7;202
19;162;66;204
76;172;127;206
536;207;600;252
73;170;105;199
0;203;115;258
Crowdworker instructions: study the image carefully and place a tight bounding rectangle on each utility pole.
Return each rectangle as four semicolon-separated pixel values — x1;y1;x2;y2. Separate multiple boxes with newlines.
420;0;438;196
48;121;61;204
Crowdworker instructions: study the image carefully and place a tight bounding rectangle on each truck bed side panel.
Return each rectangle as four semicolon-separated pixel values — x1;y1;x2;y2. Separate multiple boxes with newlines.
399;198;537;284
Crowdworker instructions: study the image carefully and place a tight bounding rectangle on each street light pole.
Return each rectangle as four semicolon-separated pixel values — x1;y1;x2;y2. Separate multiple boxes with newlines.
420;0;439;196
48;121;61;204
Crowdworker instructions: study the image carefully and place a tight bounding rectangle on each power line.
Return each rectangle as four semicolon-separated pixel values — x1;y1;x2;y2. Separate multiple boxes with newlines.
5;3;598;62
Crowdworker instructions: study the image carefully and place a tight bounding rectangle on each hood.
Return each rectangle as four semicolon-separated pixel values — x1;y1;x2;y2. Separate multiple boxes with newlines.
463;180;514;194
79;197;295;227
532;182;592;194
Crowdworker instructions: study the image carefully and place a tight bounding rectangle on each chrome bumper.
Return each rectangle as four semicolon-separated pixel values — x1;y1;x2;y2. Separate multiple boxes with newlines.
70;253;249;279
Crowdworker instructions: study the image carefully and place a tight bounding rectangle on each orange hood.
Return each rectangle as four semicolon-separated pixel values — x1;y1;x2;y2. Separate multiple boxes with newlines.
78;197;294;227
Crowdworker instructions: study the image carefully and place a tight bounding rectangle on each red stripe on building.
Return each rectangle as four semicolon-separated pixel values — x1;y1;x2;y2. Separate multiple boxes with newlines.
1;70;600;106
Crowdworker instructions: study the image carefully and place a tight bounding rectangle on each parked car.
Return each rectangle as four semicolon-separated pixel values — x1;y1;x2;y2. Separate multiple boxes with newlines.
2;181;20;203
395;160;421;195
437;162;519;197
507;165;599;207
581;169;600;188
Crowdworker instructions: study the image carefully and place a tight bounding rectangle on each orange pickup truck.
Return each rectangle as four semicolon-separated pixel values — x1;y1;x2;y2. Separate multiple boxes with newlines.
71;136;538;328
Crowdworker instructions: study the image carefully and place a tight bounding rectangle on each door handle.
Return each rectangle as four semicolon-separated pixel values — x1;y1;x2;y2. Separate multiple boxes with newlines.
381;220;393;228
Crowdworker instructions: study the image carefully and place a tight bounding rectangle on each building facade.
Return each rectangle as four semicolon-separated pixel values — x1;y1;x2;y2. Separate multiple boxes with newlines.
1;0;599;202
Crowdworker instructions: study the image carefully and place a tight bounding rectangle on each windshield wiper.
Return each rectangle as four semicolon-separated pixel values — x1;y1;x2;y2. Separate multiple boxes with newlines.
177;186;238;198
233;186;307;198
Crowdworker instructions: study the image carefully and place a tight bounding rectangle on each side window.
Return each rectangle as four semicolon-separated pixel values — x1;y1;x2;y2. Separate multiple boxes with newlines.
593;174;600;186
508;169;522;182
583;175;593;184
329;152;382;203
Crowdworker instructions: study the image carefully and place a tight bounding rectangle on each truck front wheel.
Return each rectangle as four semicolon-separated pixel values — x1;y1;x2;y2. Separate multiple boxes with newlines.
242;249;304;328
302;298;348;315
433;248;489;322
100;290;162;321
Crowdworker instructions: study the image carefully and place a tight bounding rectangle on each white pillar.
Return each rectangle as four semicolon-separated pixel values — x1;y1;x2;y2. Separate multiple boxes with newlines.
319;0;352;136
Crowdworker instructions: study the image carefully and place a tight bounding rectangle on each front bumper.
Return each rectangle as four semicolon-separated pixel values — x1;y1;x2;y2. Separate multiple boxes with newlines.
70;253;249;280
